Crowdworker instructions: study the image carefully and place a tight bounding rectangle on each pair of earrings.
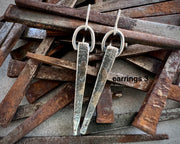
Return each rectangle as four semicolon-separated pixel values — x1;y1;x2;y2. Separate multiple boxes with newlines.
72;4;125;135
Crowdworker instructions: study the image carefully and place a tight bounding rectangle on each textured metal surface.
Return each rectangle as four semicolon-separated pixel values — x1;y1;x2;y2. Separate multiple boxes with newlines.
5;134;168;144
168;84;180;102
132;50;180;135
96;83;114;123
0;83;75;144
23;27;46;39
0;23;25;66
26;52;153;91
10;41;40;61
7;59;76;81
26;80;61;104
108;1;180;18
73;42;90;135
15;0;180;41
80;46;118;134
80;0;167;12
4;5;180;49
0;37;54;128
0;22;13;45
126;56;162;74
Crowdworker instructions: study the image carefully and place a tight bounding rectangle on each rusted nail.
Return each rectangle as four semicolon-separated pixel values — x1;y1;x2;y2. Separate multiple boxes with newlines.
107;1;180;18
168;83;180;102
148;50;169;61
0;22;14;45
1;134;168;144
79;0;167;12
5;4;180;49
96;83;115;123
14;0;180;41
140;14;180;25
26;80;61;104
10;41;40;61
7;59;76;81
0;37;54;128
26;52;153;91
0;23;25;66
126;55;162;74
12;102;45;121
0;83;75;144
132;50;180;135
22;27;46;39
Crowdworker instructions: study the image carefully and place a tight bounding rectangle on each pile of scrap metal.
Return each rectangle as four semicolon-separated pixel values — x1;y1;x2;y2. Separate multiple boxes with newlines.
0;0;180;143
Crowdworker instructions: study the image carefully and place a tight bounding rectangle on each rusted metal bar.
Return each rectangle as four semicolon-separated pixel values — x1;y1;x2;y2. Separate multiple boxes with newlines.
56;0;77;7
26;80;61;103
0;37;54;128
79;0;167;12
3;134;168;144
5;4;180;49
96;83;115;123
0;22;14;45
141;14;180;25
0;23;25;66
148;50;169;61
0;83;75;144
107;1;180;18
10;41;40;61
7;59;76;81
22;27;46;39
26;52;153;91
168;84;180;102
15;0;180;41
126;56;162;74
132;50;180;135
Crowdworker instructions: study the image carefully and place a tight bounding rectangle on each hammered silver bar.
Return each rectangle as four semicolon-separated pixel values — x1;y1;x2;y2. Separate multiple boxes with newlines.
73;42;90;135
80;45;118;134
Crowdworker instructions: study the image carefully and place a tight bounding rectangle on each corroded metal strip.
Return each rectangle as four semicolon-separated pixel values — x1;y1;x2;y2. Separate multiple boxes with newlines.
5;5;180;49
96;83;115;123
26;52;153;91
148;50;169;61
0;23;25;66
73;42;90;135
108;1;180;18
10;41;40;61
0;37;54;128
0;22;14;45
80;46;118;134
168;84;180;102
132;50;180;135
126;56;162;74
140;14;180;25
79;0;167;12
26;80;61;104
22;27;46;39
8;134;168;144
7;59;76;81
15;0;180;41
0;83;75;144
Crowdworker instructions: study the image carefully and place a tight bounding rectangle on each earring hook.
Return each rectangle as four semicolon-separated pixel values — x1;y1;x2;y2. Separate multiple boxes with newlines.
114;9;121;35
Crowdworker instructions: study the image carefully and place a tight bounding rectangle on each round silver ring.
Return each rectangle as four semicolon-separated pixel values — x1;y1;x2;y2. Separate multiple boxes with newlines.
72;25;95;52
101;30;125;57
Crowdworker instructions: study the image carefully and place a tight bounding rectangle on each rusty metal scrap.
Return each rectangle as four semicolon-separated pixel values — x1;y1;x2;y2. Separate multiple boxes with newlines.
5;5;180;49
0;22;13;45
0;37;54;128
0;23;25;66
26;52;153;91
96;83;115;123
108;1;180;18
14;0;180;41
4;134;169;144
0;83;75;144
26;80;61;103
132;50;180;135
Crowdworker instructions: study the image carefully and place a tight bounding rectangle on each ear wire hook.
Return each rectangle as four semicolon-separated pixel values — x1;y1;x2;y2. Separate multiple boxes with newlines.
114;9;121;35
